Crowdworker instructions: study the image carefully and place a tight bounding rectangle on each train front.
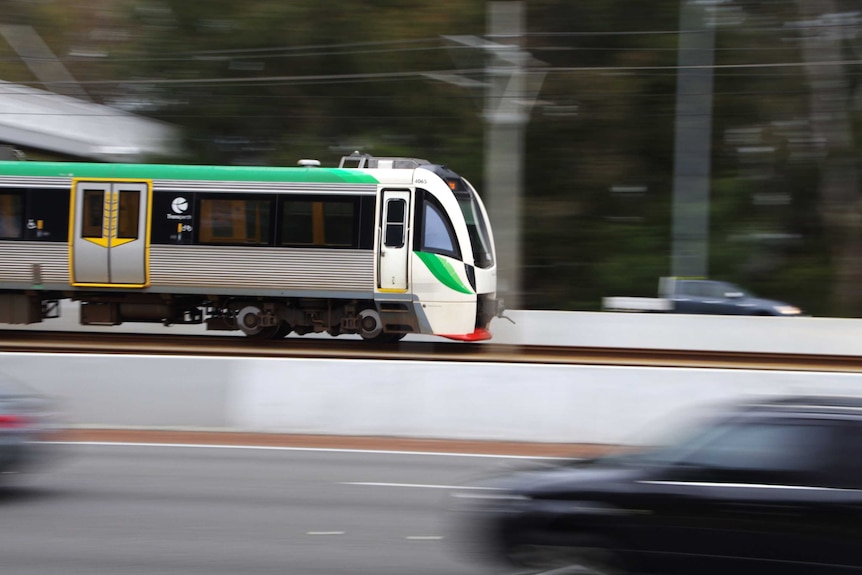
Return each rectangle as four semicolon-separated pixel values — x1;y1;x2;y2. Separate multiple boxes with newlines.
415;165;500;342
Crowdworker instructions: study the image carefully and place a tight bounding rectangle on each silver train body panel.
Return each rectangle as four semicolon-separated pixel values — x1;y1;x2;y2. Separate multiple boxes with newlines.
1;242;375;295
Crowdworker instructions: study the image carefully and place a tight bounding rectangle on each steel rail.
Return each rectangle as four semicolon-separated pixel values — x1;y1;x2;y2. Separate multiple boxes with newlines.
1;330;860;372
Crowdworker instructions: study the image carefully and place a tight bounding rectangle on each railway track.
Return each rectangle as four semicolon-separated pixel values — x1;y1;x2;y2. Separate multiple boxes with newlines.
1;329;860;372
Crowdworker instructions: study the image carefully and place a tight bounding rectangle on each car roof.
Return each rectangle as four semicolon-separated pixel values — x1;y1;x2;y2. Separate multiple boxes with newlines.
735;395;862;418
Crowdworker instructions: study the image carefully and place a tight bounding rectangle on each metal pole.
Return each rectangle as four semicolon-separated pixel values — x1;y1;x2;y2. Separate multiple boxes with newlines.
425;2;544;310
485;1;527;310
671;1;715;278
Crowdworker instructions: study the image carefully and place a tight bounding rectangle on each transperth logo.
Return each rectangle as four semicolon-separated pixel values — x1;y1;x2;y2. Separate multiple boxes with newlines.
171;197;189;214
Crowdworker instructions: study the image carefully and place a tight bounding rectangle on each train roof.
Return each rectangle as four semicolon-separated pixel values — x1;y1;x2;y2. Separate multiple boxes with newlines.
0;160;383;185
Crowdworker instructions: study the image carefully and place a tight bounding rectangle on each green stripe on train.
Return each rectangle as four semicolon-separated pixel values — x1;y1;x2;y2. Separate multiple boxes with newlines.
0;161;379;184
415;251;473;295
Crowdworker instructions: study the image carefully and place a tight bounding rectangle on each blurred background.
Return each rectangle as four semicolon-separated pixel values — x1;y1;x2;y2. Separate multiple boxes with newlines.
1;0;860;316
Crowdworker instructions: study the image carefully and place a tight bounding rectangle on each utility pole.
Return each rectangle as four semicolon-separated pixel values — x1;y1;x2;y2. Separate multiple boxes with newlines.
425;2;545;311
670;1;716;278
484;2;528;311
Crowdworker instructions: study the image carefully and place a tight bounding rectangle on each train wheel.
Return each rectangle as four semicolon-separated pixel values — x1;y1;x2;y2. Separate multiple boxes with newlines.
358;309;383;340
236;305;283;339
237;305;264;336
271;321;292;339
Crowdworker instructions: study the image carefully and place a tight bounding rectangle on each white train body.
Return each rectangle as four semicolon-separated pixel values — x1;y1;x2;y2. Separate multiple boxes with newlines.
0;155;499;342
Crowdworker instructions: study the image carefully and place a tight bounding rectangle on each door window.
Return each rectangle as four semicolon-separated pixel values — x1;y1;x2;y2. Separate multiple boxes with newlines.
82;189;105;238
384;198;406;248
117;190;140;240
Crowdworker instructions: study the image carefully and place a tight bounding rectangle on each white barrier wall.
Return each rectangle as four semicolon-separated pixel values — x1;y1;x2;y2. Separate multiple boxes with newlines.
4;307;862;445
488;310;862;355
3;352;862;445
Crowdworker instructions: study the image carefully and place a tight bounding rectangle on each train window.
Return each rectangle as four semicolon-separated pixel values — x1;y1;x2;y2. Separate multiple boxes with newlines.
457;191;494;269
384;199;406;248
420;196;460;260
281;198;358;248
82;189;105;238
282;201;314;244
198;197;272;245
324;201;355;247
0;191;23;239
117;190;140;240
358;196;375;250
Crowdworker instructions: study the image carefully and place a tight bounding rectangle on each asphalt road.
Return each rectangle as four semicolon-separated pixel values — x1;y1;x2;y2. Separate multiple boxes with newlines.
0;442;539;575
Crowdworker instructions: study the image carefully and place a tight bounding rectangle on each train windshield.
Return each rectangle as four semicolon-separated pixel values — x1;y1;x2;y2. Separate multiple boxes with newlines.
455;189;494;269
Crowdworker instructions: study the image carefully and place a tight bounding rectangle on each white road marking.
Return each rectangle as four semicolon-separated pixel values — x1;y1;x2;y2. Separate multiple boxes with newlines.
341;482;500;490
306;531;345;536
405;536;444;540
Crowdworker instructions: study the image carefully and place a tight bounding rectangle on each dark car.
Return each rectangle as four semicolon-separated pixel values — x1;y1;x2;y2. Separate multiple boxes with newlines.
0;378;59;478
670;279;802;316
454;396;862;575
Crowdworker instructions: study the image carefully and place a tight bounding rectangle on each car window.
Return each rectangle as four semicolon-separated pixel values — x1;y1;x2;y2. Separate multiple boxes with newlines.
674;421;831;475
704;282;726;298
826;422;862;489
679;281;705;297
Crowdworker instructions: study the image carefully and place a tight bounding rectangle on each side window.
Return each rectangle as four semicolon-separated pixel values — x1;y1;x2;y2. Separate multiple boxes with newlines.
826;423;862;489
322;201;355;247
198;196;272;245
282;200;315;244
677;421;831;477
710;283;730;298
686;282;706;297
281;197;358;248
0;191;24;239
419;195;460;260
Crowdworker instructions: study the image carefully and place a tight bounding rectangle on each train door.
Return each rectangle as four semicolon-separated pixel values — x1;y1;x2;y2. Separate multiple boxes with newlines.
378;189;410;291
71;180;151;287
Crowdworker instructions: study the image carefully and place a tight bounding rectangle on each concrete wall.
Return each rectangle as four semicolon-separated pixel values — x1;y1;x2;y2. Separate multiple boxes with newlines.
3;352;861;446
3;308;862;445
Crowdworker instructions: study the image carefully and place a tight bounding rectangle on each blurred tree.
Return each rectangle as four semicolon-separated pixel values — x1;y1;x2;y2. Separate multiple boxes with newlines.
794;0;862;316
115;0;485;165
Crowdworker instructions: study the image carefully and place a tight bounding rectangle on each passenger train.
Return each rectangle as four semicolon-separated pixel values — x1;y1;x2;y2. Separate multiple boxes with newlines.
0;153;499;342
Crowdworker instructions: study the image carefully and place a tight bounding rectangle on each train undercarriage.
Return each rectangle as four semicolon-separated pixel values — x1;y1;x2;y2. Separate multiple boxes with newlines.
0;291;415;343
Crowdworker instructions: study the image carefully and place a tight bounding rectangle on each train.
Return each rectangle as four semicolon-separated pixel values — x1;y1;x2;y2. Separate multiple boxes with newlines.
0;152;500;343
